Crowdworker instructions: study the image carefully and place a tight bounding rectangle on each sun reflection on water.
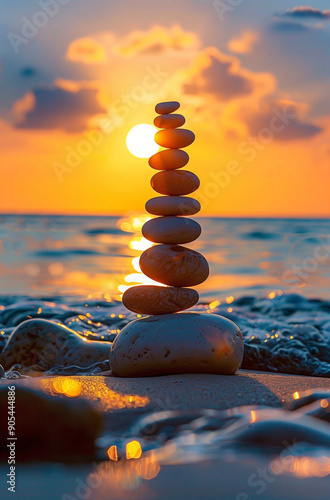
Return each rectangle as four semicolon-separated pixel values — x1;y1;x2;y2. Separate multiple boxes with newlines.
91;449;161;494
116;215;165;295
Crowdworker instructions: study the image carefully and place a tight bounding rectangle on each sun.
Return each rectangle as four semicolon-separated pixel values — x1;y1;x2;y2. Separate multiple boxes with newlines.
126;124;159;158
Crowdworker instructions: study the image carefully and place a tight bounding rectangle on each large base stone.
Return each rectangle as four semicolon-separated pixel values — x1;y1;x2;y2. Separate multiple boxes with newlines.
109;312;244;377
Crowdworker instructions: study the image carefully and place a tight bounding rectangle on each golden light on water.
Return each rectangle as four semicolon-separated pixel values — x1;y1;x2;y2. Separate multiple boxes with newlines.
89;451;161;493
126;440;143;460
226;296;235;304
250;410;257;423
107;445;119;461
116;217;165;294
129;237;153;252
271;455;330;478
126;124;159;158
118;215;152;233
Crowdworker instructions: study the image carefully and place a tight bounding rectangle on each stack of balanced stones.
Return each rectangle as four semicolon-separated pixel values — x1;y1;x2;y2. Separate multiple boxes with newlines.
122;100;209;316
109;101;244;377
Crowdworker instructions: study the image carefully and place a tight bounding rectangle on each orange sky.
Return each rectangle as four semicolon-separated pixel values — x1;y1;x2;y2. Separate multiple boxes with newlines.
1;3;330;217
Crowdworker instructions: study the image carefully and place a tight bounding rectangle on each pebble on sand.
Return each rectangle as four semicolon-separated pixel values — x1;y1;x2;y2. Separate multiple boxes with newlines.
109;312;244;377
0;319;111;371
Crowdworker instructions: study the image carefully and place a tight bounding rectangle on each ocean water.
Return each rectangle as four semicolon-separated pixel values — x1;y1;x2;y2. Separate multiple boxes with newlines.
0;215;330;492
0;214;329;376
0;214;329;299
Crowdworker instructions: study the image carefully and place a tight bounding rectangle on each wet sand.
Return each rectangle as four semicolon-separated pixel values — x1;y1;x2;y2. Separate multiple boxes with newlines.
1;370;329;500
102;369;330;410
6;369;329;413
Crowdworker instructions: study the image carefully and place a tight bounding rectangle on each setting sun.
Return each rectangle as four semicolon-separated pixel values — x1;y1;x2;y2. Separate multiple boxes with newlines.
126;124;159;158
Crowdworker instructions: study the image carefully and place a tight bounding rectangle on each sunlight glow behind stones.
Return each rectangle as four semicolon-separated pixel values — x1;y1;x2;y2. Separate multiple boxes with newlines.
126;124;159;158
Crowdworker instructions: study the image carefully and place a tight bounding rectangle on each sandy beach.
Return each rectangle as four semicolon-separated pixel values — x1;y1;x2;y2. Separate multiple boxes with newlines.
5;368;329;412
1;369;329;500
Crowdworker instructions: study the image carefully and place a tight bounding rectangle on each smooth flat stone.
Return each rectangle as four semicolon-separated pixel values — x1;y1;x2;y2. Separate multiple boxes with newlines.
142;216;201;244
149;149;189;170
140;244;209;287
0;319;111;371
146;196;201;216
151;170;200;196
154;113;185;129
155;101;180;114
155;129;195;149
109;312;244;377
122;285;199;315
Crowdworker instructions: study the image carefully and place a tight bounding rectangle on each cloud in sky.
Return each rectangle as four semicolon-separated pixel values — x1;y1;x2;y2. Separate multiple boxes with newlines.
66;37;107;64
64;25;198;64
227;31;259;54
182;47;274;101
14;82;106;132
176;46;320;142
242;99;322;141
270;20;309;32
279;7;330;19
113;25;199;57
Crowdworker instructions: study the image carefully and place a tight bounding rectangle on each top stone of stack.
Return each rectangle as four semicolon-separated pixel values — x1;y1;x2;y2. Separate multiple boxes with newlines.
155;101;180;114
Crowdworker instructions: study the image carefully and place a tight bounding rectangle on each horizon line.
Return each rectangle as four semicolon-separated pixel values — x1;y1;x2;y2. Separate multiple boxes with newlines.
0;211;329;220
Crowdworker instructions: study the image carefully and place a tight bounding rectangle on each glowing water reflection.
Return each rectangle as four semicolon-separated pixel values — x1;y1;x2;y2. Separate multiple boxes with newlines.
0;214;329;299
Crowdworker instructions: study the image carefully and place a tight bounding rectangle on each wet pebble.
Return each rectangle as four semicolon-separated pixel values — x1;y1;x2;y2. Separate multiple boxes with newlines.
0;319;111;372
